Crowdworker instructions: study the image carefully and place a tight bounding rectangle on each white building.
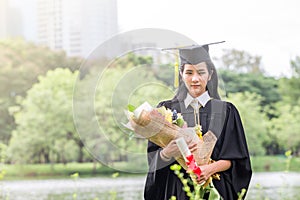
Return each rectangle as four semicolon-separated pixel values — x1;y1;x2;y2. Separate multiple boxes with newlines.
0;0;8;38
0;0;23;39
36;0;118;57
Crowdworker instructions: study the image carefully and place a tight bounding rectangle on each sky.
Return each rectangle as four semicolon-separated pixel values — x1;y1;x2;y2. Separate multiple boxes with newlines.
8;0;300;77
117;0;300;77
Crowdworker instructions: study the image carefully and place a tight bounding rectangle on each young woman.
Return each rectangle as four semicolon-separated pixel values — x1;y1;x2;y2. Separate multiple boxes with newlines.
144;44;252;200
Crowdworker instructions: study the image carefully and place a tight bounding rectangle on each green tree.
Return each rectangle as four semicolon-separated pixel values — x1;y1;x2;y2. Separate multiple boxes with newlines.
220;49;263;74
0;39;81;146
8;68;82;164
278;77;300;107
278;56;300;106
74;53;174;170
220;69;281;110
95;67;173;162
227;92;269;156
290;56;300;77
268;101;300;155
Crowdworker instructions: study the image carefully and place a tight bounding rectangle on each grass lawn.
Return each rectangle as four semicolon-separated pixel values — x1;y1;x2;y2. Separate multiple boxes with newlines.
1;155;300;180
1;162;141;180
250;155;300;172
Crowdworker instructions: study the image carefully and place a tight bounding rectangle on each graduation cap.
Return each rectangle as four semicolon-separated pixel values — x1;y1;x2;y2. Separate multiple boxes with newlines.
162;41;225;87
163;41;225;65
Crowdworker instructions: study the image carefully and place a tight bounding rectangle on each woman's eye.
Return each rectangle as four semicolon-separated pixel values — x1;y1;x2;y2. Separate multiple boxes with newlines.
198;71;206;75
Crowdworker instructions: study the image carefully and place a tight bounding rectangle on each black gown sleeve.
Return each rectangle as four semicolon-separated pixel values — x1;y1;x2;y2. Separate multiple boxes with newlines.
144;100;190;200
212;102;252;200
144;141;191;200
144;101;172;200
144;141;168;200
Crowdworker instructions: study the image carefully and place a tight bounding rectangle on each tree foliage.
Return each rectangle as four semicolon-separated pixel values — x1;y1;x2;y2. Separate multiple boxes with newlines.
227;92;269;156
278;56;300;106
78;59;174;168
220;69;281;109
8;68;81;164
0;39;80;97
290;56;300;78
268;101;300;155
8;52;174;165
220;49;263;74
0;39;81;145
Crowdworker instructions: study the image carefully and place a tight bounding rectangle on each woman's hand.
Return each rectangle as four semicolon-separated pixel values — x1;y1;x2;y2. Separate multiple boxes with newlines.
196;160;231;184
161;140;181;160
161;137;199;161
198;164;213;184
187;139;198;153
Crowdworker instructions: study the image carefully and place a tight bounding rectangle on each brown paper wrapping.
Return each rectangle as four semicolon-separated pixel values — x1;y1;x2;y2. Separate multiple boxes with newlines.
131;109;217;169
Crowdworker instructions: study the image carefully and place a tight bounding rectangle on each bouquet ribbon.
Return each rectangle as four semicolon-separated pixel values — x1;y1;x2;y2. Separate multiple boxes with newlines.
176;137;202;181
186;154;202;181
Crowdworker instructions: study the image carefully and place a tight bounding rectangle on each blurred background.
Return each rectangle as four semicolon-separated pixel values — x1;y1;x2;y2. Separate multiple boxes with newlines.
0;0;300;199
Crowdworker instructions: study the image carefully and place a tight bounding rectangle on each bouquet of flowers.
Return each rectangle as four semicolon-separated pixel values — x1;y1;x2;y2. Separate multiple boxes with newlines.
124;102;217;170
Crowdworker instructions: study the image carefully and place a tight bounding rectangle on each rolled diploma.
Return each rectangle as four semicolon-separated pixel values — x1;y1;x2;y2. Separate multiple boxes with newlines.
176;137;191;161
176;137;203;182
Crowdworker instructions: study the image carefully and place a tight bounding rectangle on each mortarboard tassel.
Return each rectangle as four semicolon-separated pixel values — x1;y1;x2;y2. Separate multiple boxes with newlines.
174;54;179;88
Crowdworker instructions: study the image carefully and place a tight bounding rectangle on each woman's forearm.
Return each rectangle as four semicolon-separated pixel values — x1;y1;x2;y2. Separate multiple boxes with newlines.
208;160;231;174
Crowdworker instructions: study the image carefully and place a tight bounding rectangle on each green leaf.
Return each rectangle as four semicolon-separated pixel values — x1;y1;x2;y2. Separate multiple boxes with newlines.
70;172;79;180
176;118;184;128
285;150;292;157
112;172;119;178
208;187;221;200
237;188;247;200
127;104;136;112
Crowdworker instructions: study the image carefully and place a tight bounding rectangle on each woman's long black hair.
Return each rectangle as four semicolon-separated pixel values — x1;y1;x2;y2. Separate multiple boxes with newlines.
172;60;221;101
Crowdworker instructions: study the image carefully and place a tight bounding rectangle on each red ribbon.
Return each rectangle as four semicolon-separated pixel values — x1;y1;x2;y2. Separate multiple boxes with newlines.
186;154;202;180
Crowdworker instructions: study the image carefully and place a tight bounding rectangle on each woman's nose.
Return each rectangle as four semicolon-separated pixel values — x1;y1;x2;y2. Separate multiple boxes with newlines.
192;74;200;82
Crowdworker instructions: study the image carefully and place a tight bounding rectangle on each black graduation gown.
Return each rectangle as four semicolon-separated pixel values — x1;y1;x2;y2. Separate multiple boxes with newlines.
144;98;252;200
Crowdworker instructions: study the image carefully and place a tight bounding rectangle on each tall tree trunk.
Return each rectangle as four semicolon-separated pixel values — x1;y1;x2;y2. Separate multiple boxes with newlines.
44;152;50;163
68;132;85;163
77;140;84;163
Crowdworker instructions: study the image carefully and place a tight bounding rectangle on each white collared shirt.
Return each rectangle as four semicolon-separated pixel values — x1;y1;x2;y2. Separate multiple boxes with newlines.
184;91;211;109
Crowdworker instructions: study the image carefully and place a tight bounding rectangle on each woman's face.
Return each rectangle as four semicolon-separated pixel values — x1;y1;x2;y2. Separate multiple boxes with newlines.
181;62;212;98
